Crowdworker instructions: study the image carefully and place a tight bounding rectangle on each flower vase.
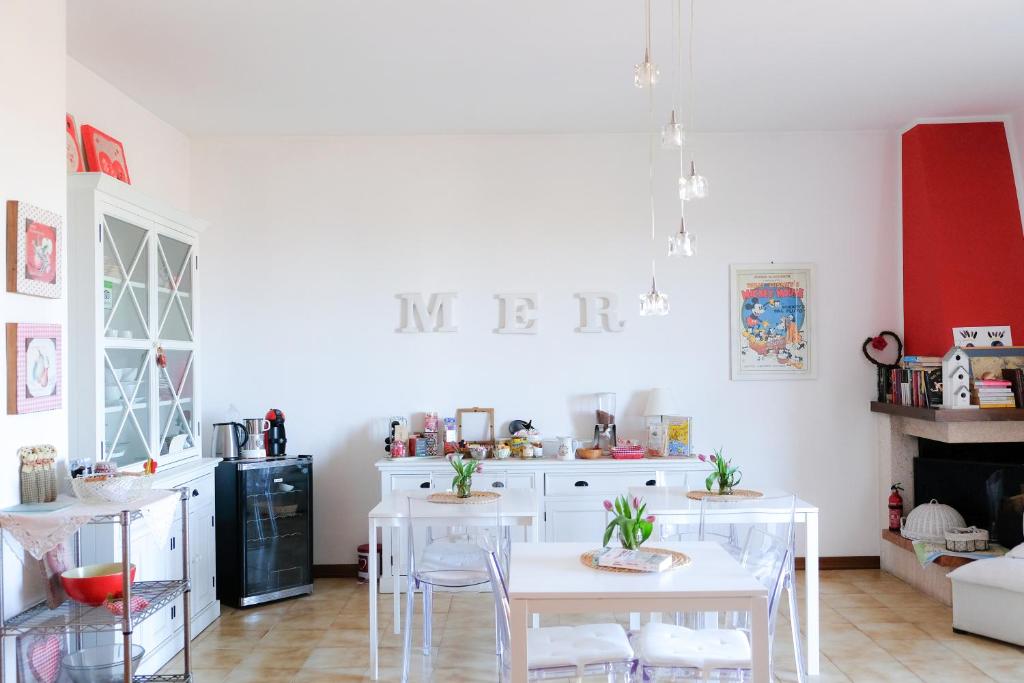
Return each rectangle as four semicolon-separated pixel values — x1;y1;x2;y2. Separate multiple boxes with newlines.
617;527;644;550
456;479;472;498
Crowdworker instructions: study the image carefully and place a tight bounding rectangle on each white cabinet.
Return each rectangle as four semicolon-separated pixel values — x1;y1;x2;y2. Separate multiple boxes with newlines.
375;457;708;592
68;173;204;472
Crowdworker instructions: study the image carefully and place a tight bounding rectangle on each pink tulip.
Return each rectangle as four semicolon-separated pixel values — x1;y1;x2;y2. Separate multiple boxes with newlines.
475;464;483;474
603;500;613;511
632;496;640;509
697;454;706;462
709;453;718;463
646;515;656;523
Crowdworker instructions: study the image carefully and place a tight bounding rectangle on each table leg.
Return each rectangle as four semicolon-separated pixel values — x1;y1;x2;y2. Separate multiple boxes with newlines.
750;595;770;683
368;519;379;680
509;597;528;683
806;512;820;675
393;526;402;635
530;520;540;629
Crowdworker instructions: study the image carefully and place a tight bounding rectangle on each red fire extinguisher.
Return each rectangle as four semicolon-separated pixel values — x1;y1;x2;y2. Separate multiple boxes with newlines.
888;483;904;532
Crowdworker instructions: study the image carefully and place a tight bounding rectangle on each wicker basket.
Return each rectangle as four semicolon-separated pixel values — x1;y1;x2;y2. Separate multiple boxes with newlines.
71;473;153;503
944;526;989;552
900;499;965;544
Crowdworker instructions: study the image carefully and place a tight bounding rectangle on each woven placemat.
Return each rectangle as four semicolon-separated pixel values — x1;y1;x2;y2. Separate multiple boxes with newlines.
686;489;764;501
580;547;691;573
426;491;501;504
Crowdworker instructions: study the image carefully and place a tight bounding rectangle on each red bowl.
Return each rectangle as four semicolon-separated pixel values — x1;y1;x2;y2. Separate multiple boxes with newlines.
61;563;137;606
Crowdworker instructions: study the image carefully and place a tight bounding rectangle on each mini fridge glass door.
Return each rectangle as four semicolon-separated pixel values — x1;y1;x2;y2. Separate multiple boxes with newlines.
241;463;311;598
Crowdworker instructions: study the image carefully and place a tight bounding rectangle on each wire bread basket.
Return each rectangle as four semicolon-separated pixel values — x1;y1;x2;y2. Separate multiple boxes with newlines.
944;526;989;552
71;473;154;503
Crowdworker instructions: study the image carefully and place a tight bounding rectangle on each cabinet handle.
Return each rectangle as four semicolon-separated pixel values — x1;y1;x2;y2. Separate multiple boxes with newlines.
170;537;176;551
492;481;505;488
192;489;199;497
419;482;430;489
646;479;657;486
574;480;589;487
171;605;176;620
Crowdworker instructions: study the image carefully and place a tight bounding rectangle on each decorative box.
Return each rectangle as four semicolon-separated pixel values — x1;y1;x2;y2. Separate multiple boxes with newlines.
944;526;989;552
611;444;644;460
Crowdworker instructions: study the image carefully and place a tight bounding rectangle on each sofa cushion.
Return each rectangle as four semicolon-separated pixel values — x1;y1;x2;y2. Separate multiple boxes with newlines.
949;557;1024;593
638;622;751;670
526;623;633;671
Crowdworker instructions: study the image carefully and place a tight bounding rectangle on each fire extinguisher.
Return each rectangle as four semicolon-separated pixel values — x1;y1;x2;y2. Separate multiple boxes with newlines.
888;483;904;532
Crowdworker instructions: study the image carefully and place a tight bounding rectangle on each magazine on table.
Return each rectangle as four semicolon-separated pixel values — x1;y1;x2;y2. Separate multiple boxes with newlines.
594;547;672;572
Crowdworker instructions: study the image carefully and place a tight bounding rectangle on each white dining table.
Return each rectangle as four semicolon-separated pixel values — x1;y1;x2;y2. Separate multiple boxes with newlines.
366;488;539;680
508;541;770;683
629;486;820;675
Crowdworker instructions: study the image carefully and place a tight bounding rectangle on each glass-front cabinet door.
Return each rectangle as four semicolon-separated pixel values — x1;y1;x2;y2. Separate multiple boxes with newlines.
98;208;198;468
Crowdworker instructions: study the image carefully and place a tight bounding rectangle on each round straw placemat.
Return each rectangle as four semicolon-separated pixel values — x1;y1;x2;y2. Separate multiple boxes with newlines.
686;489;764;501
580;547;691;573
426;491;501;504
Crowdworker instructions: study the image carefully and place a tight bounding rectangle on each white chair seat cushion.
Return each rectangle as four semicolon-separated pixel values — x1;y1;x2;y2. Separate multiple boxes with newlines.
526;623;634;671
639;622;751;670
948;556;1024;593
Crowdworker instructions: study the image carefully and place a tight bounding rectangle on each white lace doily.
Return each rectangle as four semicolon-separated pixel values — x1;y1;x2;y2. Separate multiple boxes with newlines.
0;489;180;561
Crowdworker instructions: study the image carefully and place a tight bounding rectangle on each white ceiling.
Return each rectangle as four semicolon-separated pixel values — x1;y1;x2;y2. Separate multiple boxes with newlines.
67;0;1024;136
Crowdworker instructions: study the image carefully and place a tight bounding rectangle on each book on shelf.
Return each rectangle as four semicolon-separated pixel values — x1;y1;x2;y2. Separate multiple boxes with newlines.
879;366;942;408
593;547;673;572
1002;369;1024;408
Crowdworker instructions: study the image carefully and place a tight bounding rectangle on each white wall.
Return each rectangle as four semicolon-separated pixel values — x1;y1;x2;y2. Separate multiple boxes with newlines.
191;131;899;561
0;0;67;626
67;57;191;210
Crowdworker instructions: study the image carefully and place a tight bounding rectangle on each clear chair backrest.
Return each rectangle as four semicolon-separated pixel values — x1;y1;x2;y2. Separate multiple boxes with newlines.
734;526;791;635
624;485;702;543
406;493;501;585
484;548;512;666
698;493;796;556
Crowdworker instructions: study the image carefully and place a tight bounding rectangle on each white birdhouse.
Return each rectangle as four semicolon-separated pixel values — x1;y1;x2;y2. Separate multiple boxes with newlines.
942;346;977;409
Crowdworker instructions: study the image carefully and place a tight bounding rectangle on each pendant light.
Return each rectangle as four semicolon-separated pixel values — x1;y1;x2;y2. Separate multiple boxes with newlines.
661;0;685;150
633;0;659;88
661;111;684;150
679;0;709;201
637;0;668;316
668;212;696;257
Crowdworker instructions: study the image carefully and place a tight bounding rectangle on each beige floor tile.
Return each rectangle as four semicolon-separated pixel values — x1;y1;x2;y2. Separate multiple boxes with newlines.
899;655;992;682
877;637;957;659
856;621;932;641
973;659;1024;682
824;593;893;608
189;670;234;683
830;653;925;682
231;645;314;670
301;646;371;669
944;635;1024;665
832;606;909;624
260;627;330;647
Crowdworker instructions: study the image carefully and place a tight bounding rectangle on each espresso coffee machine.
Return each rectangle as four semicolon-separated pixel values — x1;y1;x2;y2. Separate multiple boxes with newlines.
593;392;617;454
265;408;287;457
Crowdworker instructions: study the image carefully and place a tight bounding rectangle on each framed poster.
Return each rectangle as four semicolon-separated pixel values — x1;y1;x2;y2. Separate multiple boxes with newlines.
665;416;692;456
6;201;63;298
6;323;62;415
730;263;814;380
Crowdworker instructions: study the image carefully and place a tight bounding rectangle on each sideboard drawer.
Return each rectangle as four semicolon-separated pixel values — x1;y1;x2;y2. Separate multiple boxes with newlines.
546;471;654;496
390;474;435;491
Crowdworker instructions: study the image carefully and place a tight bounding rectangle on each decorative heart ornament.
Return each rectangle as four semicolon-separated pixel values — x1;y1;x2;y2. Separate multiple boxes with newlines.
28;635;61;683
861;330;903;367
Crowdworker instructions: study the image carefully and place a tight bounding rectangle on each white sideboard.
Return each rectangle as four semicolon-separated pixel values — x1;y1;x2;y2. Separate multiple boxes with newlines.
375;456;710;592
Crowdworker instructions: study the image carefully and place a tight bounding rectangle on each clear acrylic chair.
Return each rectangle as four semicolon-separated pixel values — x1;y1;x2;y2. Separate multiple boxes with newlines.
636;526;792;681
484;546;638;682
402;493;501;683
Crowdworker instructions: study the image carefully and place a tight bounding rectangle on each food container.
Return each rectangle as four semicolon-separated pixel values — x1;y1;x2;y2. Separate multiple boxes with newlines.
944;526;989;552
494;441;511;459
62;563;136;606
576;447;603;459
71;473;153;503
469;445;488;460
900;499;966;544
62;644;144;683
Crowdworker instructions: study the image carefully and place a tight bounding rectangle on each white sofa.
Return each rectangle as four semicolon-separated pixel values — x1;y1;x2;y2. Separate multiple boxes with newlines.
949;542;1024;646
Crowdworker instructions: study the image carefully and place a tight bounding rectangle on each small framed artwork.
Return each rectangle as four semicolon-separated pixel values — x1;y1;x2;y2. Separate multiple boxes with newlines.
66;113;83;173
665;416;693;457
730;263;815;380
6;323;62;415
80;124;131;184
6;201;63;298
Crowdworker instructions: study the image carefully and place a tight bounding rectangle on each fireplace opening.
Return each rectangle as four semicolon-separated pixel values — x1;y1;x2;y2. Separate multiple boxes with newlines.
914;439;1024;548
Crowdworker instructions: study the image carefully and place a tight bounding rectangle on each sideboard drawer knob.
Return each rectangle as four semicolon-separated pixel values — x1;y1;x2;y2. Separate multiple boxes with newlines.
492;481;505;488
646;479;657;486
574;480;589;487
419;482;430;489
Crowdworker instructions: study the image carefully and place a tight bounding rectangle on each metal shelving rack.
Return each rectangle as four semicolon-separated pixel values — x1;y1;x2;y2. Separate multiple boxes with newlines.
0;489;194;683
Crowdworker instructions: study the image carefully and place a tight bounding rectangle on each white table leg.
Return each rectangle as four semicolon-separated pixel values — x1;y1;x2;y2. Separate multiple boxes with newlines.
629;613;640;630
510;597;528;683
392;526;402;635
806;512;820;675
750;595;770;683
368;518;379;680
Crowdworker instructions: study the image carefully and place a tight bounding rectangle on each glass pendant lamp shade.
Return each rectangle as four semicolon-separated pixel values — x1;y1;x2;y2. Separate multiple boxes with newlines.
661;111;685;149
680;160;709;200
668;220;696;257
639;275;670;316
634;49;660;88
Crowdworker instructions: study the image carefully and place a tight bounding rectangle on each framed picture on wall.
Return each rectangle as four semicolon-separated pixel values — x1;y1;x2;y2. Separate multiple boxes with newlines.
6;323;62;415
6;200;63;298
730;263;815;380
80;124;131;184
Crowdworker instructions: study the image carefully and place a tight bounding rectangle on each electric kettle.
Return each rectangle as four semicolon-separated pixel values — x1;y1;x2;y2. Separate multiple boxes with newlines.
211;422;246;459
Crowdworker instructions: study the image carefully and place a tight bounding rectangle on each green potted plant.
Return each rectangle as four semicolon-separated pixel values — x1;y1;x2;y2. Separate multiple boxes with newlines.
602;495;656;550
698;448;741;495
449;454;481;498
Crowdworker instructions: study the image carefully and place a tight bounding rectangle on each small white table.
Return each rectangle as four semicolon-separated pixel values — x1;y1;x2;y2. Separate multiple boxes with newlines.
630;486;820;675
508;541;770;683
367;488;539;680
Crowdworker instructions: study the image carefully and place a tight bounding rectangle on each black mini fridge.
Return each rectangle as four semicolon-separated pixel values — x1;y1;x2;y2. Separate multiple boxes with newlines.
215;455;313;607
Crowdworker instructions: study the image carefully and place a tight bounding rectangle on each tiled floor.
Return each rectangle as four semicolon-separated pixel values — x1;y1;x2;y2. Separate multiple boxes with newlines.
161;570;1024;682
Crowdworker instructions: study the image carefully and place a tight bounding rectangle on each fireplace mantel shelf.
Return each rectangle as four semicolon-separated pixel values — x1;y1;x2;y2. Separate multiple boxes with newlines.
870;401;1024;422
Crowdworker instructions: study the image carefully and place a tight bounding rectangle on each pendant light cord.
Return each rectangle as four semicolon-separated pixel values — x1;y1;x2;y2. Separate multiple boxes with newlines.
688;0;697;162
